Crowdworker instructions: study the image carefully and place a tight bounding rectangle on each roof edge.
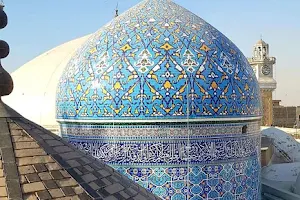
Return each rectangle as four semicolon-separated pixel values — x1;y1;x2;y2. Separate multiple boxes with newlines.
0;100;22;118
0;118;23;199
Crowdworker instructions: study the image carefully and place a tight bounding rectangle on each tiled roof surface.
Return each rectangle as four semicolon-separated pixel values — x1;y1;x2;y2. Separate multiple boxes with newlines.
0;104;160;200
0;156;8;198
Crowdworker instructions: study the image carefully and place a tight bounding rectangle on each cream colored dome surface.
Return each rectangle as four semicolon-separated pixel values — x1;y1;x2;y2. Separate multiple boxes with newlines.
2;35;90;131
262;127;300;162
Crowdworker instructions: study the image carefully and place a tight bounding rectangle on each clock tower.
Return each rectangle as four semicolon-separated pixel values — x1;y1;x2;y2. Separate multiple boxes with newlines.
248;39;276;126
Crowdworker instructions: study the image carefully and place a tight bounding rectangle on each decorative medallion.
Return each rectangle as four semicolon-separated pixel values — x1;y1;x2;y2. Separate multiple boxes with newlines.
135;49;154;73
181;49;199;73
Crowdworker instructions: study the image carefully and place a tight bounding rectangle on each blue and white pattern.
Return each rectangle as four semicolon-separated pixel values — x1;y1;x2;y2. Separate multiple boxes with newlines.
69;135;259;165
63;121;261;199
60;121;260;138
113;157;260;200
56;0;262;199
56;0;261;121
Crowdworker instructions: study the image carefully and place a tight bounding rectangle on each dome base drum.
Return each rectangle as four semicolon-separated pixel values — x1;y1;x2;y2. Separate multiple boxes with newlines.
60;120;262;199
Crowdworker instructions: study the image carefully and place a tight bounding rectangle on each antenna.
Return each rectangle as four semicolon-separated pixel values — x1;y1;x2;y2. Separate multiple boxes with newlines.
0;0;4;8
114;2;119;18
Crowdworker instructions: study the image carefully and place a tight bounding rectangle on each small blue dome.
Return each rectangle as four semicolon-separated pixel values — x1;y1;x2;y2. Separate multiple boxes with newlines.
56;0;261;121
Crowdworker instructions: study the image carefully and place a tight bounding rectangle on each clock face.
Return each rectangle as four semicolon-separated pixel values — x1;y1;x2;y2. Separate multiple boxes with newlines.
262;65;271;75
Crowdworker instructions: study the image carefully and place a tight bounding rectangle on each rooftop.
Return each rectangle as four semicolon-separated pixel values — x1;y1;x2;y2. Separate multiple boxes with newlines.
0;102;160;200
256;39;268;46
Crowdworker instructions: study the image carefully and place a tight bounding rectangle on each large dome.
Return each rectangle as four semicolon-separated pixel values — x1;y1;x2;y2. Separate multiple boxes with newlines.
56;0;262;199
3;35;90;131
56;0;261;122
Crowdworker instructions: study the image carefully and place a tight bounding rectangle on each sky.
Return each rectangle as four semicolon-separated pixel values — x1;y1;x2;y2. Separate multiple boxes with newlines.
1;0;300;106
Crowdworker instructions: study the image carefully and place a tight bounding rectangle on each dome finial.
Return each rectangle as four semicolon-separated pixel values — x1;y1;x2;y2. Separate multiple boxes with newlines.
0;2;13;100
0;62;13;99
114;2;119;18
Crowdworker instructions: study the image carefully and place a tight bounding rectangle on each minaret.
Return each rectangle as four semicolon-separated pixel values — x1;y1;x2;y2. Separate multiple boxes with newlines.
248;39;277;126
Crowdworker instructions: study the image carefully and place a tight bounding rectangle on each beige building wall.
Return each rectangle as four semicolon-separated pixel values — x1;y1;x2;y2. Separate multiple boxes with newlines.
261;89;273;126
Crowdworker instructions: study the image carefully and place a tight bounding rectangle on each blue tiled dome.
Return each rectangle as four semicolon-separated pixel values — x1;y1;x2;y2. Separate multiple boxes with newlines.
56;1;262;199
56;0;261;122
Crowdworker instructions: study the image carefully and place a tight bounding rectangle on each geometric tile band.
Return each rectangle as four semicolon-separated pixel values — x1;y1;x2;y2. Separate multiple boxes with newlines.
69;135;260;165
61;120;261;200
113;156;260;200
60;121;261;138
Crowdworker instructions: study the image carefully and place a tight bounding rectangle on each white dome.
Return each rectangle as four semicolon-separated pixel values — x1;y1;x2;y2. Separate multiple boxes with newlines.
262;162;300;182
262;127;300;162
3;34;90;131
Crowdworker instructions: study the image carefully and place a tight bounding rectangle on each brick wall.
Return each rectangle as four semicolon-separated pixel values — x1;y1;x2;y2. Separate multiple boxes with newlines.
273;106;297;128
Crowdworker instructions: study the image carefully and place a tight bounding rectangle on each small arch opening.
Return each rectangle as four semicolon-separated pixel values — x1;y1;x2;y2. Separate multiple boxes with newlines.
242;125;247;134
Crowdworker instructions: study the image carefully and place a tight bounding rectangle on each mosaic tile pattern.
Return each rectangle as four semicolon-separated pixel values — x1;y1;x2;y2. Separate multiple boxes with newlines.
56;0;262;199
63;121;261;200
60;121;261;138
113;157;260;200
56;0;261;121
70;136;260;165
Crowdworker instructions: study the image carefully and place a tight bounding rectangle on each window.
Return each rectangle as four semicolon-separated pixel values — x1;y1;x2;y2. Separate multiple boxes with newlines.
242;125;247;134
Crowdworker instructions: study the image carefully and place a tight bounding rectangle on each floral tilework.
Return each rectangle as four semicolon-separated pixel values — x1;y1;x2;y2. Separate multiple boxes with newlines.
56;0;261;121
56;0;262;199
64;121;261;200
111;156;260;200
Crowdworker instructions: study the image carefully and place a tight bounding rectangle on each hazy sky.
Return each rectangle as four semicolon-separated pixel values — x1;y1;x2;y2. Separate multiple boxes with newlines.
1;0;300;106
